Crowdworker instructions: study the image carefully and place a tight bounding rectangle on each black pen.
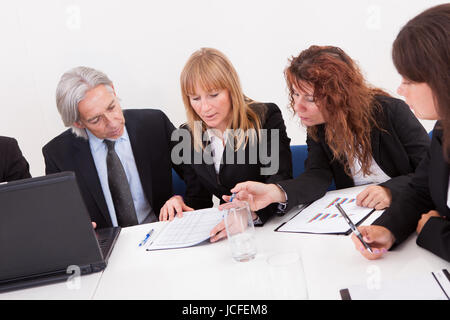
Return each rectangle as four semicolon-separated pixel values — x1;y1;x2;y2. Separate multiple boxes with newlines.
335;203;373;253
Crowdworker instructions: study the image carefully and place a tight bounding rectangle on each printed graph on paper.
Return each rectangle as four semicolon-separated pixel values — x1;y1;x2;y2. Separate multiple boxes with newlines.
277;191;374;234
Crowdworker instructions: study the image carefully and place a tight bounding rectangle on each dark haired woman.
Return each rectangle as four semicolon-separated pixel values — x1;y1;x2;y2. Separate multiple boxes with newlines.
351;4;450;261
225;45;430;215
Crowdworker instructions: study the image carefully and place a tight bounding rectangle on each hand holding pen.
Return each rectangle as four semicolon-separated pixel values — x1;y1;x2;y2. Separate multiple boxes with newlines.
335;203;373;253
335;203;396;259
350;225;396;260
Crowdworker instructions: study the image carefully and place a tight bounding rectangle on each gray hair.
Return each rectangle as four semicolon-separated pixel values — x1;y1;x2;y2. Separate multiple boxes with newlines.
56;66;114;139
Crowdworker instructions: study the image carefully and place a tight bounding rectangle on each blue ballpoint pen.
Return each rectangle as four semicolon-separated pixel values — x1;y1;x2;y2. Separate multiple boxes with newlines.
229;193;236;202
138;228;154;247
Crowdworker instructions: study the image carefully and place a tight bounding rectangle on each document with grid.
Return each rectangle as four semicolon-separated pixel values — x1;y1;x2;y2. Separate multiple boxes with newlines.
145;208;224;251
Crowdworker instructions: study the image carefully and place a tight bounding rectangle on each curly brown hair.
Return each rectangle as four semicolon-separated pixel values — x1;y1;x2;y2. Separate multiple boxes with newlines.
285;45;390;176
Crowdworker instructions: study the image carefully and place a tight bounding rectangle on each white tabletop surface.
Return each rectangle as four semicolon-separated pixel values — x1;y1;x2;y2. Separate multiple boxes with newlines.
2;185;449;300
295;187;450;299
92;220;308;300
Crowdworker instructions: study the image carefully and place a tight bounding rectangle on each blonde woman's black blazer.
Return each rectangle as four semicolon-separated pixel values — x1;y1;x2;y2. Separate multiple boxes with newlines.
179;102;293;224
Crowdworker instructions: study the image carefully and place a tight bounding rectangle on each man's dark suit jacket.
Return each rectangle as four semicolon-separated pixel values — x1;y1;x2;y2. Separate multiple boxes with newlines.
374;124;450;262
43;109;179;229
180;103;293;224
0;136;31;182
278;95;431;212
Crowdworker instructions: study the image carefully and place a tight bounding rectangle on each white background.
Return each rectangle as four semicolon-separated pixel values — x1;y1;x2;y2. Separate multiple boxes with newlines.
0;0;441;176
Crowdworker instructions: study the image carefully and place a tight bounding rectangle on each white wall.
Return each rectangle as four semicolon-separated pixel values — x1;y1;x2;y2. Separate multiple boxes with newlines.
0;0;441;176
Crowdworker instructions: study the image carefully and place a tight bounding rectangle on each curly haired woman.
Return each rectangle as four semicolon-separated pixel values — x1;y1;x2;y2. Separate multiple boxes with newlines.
226;45;430;213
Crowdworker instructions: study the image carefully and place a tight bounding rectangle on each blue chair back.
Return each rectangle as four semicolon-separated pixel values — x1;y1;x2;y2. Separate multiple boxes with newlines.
290;145;308;179
290;144;335;190
172;169;186;197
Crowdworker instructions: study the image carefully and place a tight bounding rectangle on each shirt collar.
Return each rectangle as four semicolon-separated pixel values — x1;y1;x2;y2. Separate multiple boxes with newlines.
86;126;129;152
206;129;227;144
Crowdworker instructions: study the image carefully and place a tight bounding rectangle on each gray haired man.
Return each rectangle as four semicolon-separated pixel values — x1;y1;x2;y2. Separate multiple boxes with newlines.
43;66;182;228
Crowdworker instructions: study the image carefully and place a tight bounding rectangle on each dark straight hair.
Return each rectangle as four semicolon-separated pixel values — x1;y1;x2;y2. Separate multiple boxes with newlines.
392;3;450;159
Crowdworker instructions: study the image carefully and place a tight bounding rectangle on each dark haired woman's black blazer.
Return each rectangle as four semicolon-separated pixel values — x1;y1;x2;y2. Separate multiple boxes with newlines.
278;95;430;212
0;136;31;182
179;103;292;224
374;124;450;261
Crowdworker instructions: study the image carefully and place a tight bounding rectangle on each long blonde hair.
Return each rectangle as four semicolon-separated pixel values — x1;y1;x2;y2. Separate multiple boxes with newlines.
180;48;262;151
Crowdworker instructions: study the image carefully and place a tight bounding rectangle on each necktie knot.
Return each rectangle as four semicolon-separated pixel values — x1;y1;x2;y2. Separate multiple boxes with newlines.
104;139;116;151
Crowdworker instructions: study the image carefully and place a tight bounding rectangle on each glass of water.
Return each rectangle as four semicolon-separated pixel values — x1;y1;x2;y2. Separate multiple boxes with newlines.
223;200;257;262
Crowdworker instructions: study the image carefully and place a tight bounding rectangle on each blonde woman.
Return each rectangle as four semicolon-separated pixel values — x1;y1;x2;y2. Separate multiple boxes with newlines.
160;48;292;242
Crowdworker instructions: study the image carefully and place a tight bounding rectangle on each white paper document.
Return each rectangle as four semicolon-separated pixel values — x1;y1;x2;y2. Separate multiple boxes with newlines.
341;269;450;300
146;208;224;251
276;189;374;234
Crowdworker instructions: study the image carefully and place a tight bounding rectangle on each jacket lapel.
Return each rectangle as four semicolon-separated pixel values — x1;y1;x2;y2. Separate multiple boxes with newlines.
370;126;395;176
72;137;112;226
430;129;449;212
198;139;218;183
317;126;354;188
218;138;230;179
370;126;381;165
125;113;154;206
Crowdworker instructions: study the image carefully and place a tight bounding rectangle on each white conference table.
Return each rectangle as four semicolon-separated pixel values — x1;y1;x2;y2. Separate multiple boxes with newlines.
2;186;449;300
299;213;450;299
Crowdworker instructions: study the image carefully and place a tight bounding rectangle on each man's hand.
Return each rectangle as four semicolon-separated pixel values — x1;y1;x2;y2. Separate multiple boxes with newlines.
159;195;194;221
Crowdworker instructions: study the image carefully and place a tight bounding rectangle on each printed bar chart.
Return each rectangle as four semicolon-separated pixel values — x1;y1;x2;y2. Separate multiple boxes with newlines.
326;197;356;208
276;187;375;234
308;212;355;223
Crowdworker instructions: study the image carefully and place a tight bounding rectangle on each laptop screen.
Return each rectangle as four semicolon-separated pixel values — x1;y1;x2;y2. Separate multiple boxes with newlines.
0;172;104;284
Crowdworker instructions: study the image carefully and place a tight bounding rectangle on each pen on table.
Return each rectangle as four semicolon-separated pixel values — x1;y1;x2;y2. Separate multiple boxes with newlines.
138;228;154;247
335;203;373;254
